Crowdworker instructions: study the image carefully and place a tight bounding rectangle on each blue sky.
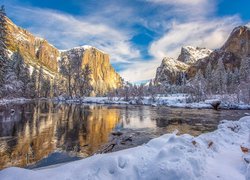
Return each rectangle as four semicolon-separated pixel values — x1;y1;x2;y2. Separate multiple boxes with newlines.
3;0;250;83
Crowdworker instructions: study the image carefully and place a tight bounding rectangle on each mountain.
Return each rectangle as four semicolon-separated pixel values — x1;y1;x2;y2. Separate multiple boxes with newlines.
155;46;211;85
155;57;189;85
155;25;250;85
177;46;212;65
1;14;122;96
61;46;122;95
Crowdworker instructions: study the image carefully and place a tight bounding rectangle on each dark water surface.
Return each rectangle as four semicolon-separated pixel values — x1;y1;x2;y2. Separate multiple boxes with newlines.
0;101;249;169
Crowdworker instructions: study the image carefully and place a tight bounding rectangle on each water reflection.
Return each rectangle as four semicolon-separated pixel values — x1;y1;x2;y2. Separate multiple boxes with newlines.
0;101;120;169
0;101;248;169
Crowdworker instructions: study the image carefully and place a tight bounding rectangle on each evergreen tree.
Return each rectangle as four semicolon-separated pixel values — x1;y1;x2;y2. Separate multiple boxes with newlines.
27;68;37;98
60;56;74;98
19;64;30;97
41;78;51;98
80;64;93;97
11;50;24;79
192;69;207;101
0;5;8;96
205;62;212;94
213;59;227;94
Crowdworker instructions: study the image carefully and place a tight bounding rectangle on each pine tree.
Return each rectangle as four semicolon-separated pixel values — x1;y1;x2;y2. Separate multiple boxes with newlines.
27;68;37;98
19;64;31;97
213;59;227;94
239;57;250;82
11;50;24;79
205;62;212;94
41;78;51;98
192;69;207;101
60;56;74;98
37;66;44;98
80;64;93;97
0;5;8;96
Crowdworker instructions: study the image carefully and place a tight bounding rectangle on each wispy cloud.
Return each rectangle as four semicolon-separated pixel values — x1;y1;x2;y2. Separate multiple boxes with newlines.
118;0;242;82
7;5;140;63
149;16;241;59
4;0;246;83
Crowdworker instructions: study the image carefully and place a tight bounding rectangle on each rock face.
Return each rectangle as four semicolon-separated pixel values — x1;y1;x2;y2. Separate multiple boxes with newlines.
155;57;188;84
62;47;122;94
221;26;250;58
4;16;122;95
155;25;250;84
5;17;60;73
177;46;212;65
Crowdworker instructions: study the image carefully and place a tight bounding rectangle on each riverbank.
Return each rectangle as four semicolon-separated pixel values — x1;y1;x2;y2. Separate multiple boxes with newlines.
1;116;249;179
0;95;250;110
55;95;250;110
0;98;32;105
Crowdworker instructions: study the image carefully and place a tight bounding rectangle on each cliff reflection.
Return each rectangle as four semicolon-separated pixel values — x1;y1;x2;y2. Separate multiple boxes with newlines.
0;102;120;169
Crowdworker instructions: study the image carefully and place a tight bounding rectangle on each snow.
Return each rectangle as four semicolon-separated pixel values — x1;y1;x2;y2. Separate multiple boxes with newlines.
0;98;31;105
54;94;250;110
178;46;212;64
246;23;250;29
1;116;250;180
60;45;107;54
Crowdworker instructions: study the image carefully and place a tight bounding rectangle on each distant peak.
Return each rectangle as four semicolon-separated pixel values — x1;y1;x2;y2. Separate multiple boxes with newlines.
60;45;107;54
177;46;212;64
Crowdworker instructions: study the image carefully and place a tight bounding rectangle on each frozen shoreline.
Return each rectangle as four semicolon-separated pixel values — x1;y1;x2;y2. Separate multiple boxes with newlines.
1;116;250;179
55;95;250;110
0;95;250;110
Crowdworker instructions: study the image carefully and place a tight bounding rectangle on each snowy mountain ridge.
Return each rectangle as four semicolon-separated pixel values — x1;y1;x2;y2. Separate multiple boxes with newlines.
177;46;212;65
155;25;250;85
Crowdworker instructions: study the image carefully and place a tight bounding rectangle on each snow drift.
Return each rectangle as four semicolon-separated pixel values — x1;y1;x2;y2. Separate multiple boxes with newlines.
0;116;250;180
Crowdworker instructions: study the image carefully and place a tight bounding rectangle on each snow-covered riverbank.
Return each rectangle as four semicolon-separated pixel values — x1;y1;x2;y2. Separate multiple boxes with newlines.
0;98;32;105
55;94;250;110
1;116;250;180
1;94;250;110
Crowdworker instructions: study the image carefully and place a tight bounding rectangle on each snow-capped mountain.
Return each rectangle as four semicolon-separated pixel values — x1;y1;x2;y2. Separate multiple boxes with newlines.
155;25;250;85
155;57;189;85
177;46;212;65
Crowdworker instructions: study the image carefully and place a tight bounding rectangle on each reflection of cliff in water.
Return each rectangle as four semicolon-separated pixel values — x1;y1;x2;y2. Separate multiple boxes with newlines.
0;102;120;169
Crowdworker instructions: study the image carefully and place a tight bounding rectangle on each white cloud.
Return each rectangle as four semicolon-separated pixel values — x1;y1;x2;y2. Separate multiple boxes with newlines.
5;0;245;83
149;16;242;59
122;0;242;82
119;60;159;82
8;6;140;63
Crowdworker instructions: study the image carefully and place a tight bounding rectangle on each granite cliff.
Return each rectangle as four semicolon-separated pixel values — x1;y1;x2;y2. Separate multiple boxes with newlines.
2;15;122;95
155;25;250;85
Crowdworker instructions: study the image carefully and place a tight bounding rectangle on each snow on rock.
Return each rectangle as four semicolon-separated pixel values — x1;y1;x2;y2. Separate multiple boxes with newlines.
1;116;250;180
154;57;189;84
177;46;212;65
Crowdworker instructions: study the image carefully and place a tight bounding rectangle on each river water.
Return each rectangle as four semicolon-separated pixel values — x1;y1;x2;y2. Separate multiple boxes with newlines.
0;100;249;169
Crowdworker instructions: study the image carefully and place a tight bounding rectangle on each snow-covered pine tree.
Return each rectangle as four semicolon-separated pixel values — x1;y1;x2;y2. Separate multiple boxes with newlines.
226;70;234;94
81;64;93;97
205;61;212;95
19;65;30;97
239;57;250;103
37;66;44;98
213;59;227;94
0;5;8;97
11;50;24;79
192;69;207;101
41;78;51;98
27;68;37;98
3;60;22;97
239;57;250;82
60;56;74;98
